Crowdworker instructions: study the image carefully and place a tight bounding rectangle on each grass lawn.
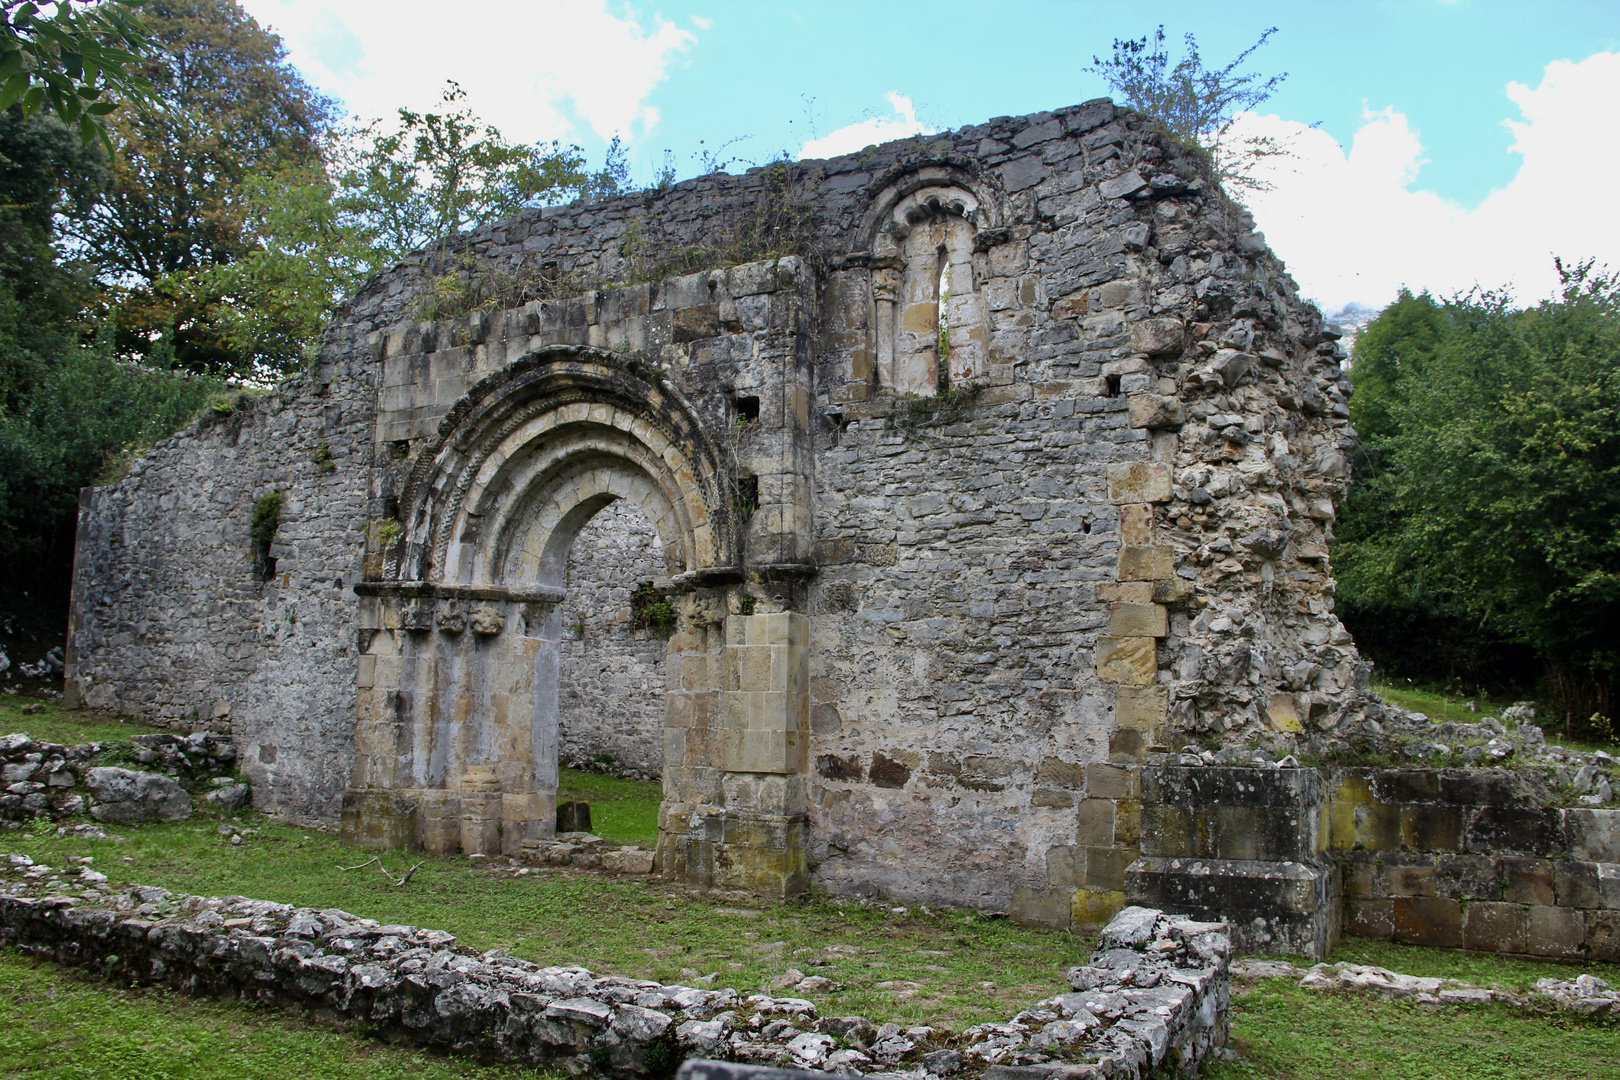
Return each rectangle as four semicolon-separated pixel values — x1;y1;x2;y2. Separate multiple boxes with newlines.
0;815;1091;1030
1211;977;1620;1079
0;699;170;746
2;815;1619;1077
0;951;549;1080
555;768;660;847
3;706;1618;1076
1210;940;1620;1079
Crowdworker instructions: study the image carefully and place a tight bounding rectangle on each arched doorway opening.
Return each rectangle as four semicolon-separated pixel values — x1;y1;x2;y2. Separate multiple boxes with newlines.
558;499;667;781
343;347;737;860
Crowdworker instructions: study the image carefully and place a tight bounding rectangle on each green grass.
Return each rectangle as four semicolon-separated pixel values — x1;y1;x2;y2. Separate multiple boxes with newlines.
5;814;1620;1078
1210;976;1620;1079
0;951;551;1080
555;767;660;847
1214;939;1620;1078
0;700;171;746
0;814;1090;1029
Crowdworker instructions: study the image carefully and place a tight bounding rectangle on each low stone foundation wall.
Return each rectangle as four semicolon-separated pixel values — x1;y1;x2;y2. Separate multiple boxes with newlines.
1040;761;1620;962
0;855;1228;1079
1331;769;1620;959
1;732;240;822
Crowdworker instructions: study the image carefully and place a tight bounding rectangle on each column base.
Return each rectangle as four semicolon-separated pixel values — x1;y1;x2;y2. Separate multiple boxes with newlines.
661;810;808;897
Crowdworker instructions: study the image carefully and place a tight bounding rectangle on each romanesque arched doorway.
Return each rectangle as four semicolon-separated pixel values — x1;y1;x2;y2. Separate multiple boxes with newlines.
341;346;751;867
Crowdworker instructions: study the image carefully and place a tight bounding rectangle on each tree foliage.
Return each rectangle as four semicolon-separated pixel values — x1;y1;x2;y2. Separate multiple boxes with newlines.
188;82;628;371
0;0;636;644
0;1;151;146
1089;26;1290;195
65;0;333;376
1336;264;1620;727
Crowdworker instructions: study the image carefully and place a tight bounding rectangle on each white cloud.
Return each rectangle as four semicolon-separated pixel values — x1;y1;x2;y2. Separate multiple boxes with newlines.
1235;51;1620;313
799;93;933;160
239;1;696;145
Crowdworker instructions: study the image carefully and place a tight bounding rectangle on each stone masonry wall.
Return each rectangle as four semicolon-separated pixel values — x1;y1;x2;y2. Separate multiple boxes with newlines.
65;345;377;823
558;501;667;779
68;98;1364;919
1330;770;1620;960
0;856;1231;1080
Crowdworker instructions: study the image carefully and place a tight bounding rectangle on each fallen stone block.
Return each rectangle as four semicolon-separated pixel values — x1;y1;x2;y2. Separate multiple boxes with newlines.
85;767;191;822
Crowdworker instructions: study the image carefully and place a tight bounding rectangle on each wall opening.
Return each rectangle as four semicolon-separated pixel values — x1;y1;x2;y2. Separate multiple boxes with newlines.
874;185;988;397
556;499;667;780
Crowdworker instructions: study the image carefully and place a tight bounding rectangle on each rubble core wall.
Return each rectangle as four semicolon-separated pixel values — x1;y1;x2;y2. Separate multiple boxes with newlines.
67;98;1370;917
557;502;668;780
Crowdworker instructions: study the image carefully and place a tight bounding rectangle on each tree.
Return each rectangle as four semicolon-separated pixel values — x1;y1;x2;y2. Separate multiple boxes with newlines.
0;104;104;409
0;1;152;146
1335;263;1620;730
64;0;333;376
190;82;627;371
1089;26;1290;195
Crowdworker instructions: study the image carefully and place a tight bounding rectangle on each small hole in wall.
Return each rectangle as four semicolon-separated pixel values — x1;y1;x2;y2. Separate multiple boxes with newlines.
736;395;761;422
1104;374;1122;398
391;440;410;459
1082;520;1092;534
383;497;400;521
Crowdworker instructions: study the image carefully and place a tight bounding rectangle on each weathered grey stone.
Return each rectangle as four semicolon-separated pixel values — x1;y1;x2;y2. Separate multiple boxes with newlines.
62;95;1382;930
85;767;191;822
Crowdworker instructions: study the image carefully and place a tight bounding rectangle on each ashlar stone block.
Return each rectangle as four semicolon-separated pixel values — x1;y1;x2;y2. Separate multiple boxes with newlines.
1106;461;1172;504
1109;602;1167;638
1096;636;1156;685
1118;503;1155;547
1118;545;1175;581
1114;685;1168;731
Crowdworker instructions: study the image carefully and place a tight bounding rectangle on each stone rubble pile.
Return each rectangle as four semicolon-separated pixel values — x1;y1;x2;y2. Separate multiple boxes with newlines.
0;859;1228;1079
1;731;245;822
522;831;657;875
1232;957;1620;1018
1186;701;1616;806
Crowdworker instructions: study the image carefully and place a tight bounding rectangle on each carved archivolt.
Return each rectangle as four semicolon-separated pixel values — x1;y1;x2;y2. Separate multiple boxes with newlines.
393;347;737;590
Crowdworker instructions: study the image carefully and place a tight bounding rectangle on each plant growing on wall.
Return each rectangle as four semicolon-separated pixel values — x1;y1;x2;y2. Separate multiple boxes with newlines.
1088;26;1291;196
629;582;677;635
251;489;283;580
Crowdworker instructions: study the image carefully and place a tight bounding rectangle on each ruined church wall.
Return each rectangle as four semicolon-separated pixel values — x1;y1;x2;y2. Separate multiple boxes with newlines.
557;502;667;779
792;106;1354;913
66;99;1363;918
65;334;378;821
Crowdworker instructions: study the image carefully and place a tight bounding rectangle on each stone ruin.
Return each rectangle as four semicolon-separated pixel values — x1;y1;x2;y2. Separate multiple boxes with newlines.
60;99;1620;960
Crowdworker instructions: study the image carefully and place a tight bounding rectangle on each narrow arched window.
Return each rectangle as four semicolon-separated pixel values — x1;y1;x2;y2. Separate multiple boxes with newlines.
873;186;986;396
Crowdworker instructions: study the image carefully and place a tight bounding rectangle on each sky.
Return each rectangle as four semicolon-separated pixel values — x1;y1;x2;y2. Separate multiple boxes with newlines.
236;0;1620;315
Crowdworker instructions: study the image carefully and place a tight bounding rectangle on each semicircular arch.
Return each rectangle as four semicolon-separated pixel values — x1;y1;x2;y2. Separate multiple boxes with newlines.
389;346;738;588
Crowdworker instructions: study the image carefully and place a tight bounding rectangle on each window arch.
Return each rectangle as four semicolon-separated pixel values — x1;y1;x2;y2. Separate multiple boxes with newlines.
872;186;988;395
